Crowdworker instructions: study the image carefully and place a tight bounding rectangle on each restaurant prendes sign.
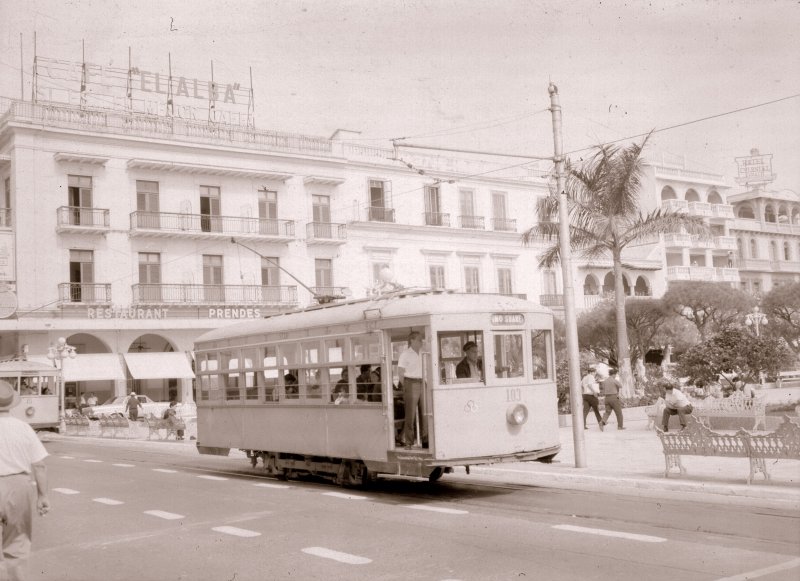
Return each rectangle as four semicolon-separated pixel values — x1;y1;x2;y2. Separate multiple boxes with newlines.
86;307;262;319
35;56;252;126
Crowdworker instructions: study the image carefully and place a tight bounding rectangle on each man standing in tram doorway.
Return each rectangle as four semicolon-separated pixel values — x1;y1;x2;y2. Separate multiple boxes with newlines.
398;331;428;448
0;379;50;581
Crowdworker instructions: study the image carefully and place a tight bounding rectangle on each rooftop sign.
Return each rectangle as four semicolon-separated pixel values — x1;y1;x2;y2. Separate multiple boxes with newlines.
735;148;775;186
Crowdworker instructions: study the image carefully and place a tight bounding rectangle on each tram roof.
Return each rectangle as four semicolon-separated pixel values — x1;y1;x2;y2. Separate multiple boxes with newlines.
196;291;551;346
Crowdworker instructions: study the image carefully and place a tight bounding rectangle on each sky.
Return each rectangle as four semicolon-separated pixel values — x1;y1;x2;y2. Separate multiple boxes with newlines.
1;0;798;192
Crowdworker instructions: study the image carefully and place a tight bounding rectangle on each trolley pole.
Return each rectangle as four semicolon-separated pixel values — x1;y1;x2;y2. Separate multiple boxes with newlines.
548;83;586;467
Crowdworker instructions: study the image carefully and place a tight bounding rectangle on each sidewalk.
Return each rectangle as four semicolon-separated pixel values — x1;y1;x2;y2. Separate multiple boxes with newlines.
44;409;800;507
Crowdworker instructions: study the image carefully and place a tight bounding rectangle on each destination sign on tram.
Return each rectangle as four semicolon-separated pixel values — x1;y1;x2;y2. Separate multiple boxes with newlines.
491;313;525;325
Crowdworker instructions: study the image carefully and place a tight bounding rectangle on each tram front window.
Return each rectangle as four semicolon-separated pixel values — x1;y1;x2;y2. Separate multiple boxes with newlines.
531;330;553;379
438;332;484;384
494;333;524;379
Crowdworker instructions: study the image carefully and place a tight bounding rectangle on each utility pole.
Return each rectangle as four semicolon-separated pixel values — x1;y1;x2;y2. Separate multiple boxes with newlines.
548;83;586;467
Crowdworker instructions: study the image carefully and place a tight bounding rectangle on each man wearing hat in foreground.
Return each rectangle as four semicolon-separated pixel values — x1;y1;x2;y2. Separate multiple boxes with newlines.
0;379;50;581
455;341;483;380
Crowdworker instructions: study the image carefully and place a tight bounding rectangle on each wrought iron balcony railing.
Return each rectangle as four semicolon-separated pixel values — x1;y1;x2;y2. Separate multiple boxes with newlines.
367;206;395;223
130;211;295;238
58;283;112;304
458;215;485;229
423;212;450;227
57;206;110;229
492;218;517;232
306;222;347;241
131;283;297;306
0;209;10;228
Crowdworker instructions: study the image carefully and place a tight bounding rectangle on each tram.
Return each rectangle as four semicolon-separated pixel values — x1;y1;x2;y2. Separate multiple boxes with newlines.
0;359;62;431
194;291;560;484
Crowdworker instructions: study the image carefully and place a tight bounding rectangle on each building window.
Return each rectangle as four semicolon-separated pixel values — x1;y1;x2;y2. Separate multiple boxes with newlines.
203;254;224;302
261;257;280;286
464;266;481;293
492;191;512;231
68;175;92;226
429;264;446;290
312;195;330;223
497;267;513;295
1;177;10;228
368;179;393;222
424;185;444;226
200;185;221;232
315;259;333;288
770;240;778;261
784;241;791;261
459;189;482;228
69;250;94;303
138;253;161;302
543;269;558;295
750;239;758;258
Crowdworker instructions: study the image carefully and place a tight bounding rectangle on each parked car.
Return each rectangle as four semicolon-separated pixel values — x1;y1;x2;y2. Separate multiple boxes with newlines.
83;395;168;420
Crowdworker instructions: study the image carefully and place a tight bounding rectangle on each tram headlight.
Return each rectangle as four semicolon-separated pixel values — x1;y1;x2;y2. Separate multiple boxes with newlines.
25;406;35;417
506;404;528;426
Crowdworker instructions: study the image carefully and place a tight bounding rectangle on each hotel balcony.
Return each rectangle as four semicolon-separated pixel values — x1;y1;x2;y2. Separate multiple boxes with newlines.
58;282;112;305
131;284;298;306
492;218;517;232
306;222;347;245
367;206;396;223
423;212;450;227
129;211;295;242
458;215;485;230
0;209;10;228
663;233;693;247
660;199;734;221
56;206;110;233
666;266;739;283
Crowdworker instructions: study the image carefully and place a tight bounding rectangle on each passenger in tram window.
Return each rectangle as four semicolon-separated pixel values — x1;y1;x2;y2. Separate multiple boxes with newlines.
367;367;383;402
356;364;373;401
42;387;51;395
306;369;322;399
456;341;483;380
332;368;349;404
20;380;35;395
284;372;299;399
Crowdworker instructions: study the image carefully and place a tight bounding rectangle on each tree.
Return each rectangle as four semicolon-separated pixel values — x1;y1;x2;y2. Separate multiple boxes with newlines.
761;281;800;354
661;281;754;340
523;136;710;396
677;326;795;387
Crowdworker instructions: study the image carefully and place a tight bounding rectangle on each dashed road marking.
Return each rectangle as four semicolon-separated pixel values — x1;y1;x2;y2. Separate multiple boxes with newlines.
53;488;80;495
212;526;262;538
253;482;290;489
553;524;666;543
302;547;371;565
322;492;367;500
715;557;800;581
61;456;74;459
93;498;124;506
406;504;468;515
83;459;103;463
144;510;184;520
196;475;228;481
152;468;178;473
112;463;135;468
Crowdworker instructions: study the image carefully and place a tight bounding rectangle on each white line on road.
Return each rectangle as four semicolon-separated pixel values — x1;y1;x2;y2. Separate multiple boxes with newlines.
196;475;228;481
60;456;74;459
53;488;80;495
715;557;800;581
212;526;262;538
83;459;103;463
322;492;367;500
253;482;291;489
144;510;184;520
152;468;178;473
93;498;124;506
552;524;666;543
301;547;371;565
406;504;468;515
112;463;135;468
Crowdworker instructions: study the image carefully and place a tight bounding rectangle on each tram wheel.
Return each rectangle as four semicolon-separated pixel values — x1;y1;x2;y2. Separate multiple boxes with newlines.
428;467;444;482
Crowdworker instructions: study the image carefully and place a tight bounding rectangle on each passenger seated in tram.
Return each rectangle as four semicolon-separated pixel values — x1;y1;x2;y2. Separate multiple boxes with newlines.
456;341;483;380
368;367;383;403
284;372;299;398
20;380;35;395
356;364;373;401
332;369;349;404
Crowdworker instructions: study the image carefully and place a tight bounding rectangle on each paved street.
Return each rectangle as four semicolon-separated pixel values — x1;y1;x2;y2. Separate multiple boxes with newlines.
29;438;800;581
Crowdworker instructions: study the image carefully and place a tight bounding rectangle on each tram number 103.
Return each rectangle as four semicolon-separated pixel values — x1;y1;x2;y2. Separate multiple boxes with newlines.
506;388;522;402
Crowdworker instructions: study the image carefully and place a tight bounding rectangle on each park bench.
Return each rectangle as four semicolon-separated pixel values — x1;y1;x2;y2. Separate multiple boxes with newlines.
693;391;766;430
98;413;131;438
143;413;186;440
656;415;800;484
777;369;800;388
64;412;90;436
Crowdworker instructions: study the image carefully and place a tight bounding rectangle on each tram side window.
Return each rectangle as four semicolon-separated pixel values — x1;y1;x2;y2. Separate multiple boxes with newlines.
350;333;382;403
279;344;300;400
198;355;221;401
494;333;524;379
260;346;280;402
438;332;484;384
531;330;552;379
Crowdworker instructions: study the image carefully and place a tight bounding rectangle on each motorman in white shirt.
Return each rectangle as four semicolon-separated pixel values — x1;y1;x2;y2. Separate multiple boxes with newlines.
397;331;427;448
0;379;50;581
661;384;694;432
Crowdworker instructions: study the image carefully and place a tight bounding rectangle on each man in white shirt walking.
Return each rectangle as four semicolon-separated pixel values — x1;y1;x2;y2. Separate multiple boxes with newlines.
662;384;694;431
398;331;427;448
581;366;603;430
0;380;50;581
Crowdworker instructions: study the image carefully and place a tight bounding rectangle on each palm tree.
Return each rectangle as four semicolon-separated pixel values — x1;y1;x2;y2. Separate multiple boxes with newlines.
523;136;711;396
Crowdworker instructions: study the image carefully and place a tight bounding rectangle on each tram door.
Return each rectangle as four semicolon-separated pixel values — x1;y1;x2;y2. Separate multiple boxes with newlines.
388;327;431;449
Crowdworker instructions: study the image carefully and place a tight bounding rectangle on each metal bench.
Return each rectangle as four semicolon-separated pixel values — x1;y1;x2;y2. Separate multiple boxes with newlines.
144;413;186;440
694;391;766;430
64;412;90;436
657;415;800;484
98;413;130;438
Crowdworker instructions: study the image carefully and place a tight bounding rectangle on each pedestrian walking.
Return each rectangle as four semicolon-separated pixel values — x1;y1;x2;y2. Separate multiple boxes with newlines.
598;367;625;430
0;379;50;581
125;391;143;421
581;366;603;430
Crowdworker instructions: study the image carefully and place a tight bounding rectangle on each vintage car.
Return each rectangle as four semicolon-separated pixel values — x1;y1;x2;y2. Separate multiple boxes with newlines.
83;395;169;420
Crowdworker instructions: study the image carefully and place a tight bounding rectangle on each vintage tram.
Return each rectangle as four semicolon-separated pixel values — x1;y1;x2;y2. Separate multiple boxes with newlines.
194;291;560;484
0;359;62;431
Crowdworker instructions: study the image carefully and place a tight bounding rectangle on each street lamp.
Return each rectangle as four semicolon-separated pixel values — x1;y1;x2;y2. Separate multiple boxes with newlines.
47;337;77;422
745;306;768;337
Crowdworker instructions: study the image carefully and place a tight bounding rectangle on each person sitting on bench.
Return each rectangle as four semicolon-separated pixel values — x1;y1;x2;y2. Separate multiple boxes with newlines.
662;384;693;432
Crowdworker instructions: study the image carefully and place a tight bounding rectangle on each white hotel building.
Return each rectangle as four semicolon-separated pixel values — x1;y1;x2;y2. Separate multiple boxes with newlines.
0;92;796;408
